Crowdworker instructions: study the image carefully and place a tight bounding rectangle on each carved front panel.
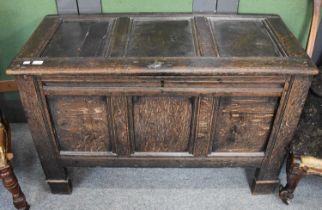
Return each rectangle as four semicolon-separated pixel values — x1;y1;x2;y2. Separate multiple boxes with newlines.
48;96;110;152
212;97;278;152
133;96;193;152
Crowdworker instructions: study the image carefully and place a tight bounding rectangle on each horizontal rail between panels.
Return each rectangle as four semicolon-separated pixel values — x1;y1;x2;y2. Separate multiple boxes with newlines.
59;154;264;168
42;86;283;97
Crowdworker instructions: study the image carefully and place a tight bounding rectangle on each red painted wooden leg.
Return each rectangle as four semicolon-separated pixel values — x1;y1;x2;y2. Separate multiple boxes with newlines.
0;165;29;210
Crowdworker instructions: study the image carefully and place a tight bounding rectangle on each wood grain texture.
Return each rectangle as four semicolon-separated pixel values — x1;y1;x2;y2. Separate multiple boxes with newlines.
252;76;312;194
42;86;283;97
39;75;286;84
266;17;308;58
212;97;278;152
133;97;192;152
42;21;111;57
15;76;71;193
211;19;280;57
257;77;312;179
8;13;318;195
48;96;110;152
60;154;263;168
194;16;218;56
127;18;196;57
108;17;131;57
18;16;61;58
8;57;318;76
193;97;215;156
110;96;131;155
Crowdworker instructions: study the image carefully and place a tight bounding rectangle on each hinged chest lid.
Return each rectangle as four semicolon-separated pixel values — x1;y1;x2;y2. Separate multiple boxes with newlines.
7;13;318;76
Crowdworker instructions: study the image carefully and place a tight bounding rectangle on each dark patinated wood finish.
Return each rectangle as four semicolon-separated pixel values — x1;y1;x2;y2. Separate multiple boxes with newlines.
6;13;318;194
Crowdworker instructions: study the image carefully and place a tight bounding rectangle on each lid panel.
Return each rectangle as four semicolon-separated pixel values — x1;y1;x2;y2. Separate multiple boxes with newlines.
41;16;282;58
210;19;280;57
9;14;318;76
126;19;196;57
42;21;111;57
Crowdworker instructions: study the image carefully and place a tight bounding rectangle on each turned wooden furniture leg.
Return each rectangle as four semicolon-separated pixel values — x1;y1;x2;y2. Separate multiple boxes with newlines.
279;154;307;205
0;115;29;209
0;165;29;210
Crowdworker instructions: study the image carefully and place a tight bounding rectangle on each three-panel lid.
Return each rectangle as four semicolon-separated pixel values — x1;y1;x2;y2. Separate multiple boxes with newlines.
7;13;319;76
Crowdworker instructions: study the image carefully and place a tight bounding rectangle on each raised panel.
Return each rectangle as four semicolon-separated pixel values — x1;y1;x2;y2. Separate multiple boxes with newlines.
48;96;110;152
212;97;279;152
133;96;193;152
211;19;280;57
42;21;111;57
127;19;196;57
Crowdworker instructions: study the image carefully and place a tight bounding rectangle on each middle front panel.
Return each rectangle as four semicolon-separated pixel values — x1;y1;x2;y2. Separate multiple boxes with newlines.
132;96;193;153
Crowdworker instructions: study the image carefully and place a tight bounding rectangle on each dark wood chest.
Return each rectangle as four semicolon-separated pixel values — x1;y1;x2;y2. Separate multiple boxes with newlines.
7;13;318;194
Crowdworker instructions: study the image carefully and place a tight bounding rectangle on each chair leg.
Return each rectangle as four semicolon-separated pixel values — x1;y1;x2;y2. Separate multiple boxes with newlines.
0;165;29;210
279;154;306;205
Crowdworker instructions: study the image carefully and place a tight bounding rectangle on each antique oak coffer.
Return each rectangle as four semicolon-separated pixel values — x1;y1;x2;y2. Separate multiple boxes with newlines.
6;13;318;194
